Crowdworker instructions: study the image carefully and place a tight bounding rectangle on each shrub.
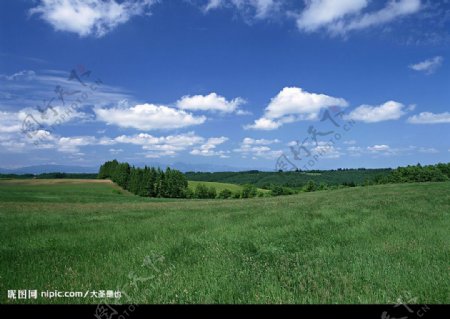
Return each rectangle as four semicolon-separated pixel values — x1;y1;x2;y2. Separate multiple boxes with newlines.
269;184;294;196
218;189;232;199
241;184;257;198
195;183;209;199
303;180;317;192
207;187;217;199
184;187;194;199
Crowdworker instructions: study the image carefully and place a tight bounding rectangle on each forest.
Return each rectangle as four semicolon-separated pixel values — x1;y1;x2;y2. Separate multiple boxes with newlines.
98;160;188;198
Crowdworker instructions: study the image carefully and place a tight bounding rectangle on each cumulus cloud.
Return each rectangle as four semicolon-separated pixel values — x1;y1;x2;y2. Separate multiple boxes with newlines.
345;100;406;123
407;112;450;124
234;138;282;159
176;93;246;113
57;136;96;153
0;129;230;158
295;0;421;35
245;117;283;130
409;56;443;74
242;137;280;145
0;111;23;133
246;87;348;130
94;103;206;130
29;0;156;37
114;132;230;158
115;132;204;149
312;141;342;159
190;136;229;157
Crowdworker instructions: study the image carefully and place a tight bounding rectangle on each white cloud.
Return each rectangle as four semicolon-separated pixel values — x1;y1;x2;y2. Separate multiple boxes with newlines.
204;0;277;19
347;146;363;156
0;106;89;135
409;56;444;74
297;0;368;32
0;70;36;81
109;148;123;154
176;92;246;113
343;140;356;145
367;144;390;152
346;100;406;123
245;117;282;130
0;131;97;154
246;86;348;130
57;136;96;153
29;0;156;37
417;147;439;154
0;68;132;114
407;112;450;124
340;0;421;33
190;136;229;157
115;132;204;149
343;144;440;157
234;138;282;159
312;142;342;159
0;111;22;133
0;123;229;158
204;0;223;12
264;87;348;119
115;132;230;158
295;0;421;35
242;137;280;145
94;103;206;130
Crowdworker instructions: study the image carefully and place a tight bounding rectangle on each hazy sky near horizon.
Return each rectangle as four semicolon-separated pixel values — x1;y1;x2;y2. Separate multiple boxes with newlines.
0;0;449;170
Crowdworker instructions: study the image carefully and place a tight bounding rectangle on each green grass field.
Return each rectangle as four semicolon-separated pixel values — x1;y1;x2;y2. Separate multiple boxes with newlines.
187;180;268;193
0;179;449;304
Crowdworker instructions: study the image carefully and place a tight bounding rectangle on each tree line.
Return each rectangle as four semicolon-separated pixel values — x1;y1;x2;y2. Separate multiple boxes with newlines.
368;163;450;185
98;160;188;198
96;160;450;199
184;168;392;188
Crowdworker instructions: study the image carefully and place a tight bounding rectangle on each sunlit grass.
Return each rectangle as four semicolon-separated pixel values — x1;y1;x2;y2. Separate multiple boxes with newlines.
0;179;449;304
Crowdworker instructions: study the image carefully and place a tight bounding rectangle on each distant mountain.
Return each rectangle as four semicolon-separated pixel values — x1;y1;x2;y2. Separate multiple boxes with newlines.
0;165;98;174
0;162;271;174
130;161;270;172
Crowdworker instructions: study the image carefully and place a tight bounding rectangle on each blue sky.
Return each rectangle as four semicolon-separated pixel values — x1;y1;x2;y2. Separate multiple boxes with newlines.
0;0;449;171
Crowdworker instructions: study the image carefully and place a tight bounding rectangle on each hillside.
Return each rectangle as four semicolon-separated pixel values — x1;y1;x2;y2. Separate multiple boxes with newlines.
184;169;393;188
187;181;269;193
0;179;449;304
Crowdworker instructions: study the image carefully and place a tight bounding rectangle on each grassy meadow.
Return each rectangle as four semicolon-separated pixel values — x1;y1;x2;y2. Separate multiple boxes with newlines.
0;179;449;304
187;180;269;194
